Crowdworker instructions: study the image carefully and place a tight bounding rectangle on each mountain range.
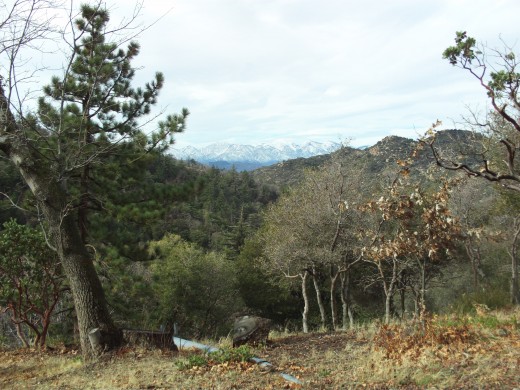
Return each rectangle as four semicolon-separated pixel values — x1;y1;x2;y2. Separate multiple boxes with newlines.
170;141;342;170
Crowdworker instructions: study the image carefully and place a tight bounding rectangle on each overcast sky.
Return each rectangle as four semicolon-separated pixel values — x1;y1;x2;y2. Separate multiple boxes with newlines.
43;1;520;147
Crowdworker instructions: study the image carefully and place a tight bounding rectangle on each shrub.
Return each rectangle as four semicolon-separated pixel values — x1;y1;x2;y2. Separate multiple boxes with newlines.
451;287;510;314
175;345;255;371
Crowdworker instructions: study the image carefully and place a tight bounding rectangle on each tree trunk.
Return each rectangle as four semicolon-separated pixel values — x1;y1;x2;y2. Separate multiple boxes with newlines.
340;270;353;330
0;85;121;357
39;310;52;348
78;171;90;244
301;271;309;333
385;259;399;324
465;242;484;289
33;185;121;356
512;272;520;306
419;258;427;317
384;292;393;324
311;267;326;329
397;272;407;320
510;218;520;306
378;258;397;325
330;271;339;330
414;293;420;318
400;286;406;320
15;323;29;348
511;243;520;305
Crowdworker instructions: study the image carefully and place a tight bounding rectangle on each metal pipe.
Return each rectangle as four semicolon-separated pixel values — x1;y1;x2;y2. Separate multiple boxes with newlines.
173;336;302;385
173;337;219;353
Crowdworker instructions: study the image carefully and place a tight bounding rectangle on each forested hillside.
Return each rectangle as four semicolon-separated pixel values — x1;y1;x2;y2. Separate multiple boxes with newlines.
250;129;517;330
0;153;281;341
2;126;517;347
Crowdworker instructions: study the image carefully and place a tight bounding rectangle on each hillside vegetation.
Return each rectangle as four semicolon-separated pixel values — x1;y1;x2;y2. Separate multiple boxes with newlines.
1;129;518;342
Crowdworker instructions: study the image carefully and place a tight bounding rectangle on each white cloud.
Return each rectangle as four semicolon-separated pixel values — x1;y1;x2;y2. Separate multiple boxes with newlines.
13;0;520;148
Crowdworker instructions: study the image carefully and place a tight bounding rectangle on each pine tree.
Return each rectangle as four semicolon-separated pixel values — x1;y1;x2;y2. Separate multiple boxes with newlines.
0;3;188;356
37;5;188;245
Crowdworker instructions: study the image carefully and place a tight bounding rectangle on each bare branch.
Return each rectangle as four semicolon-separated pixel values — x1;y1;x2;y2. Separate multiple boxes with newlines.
0;191;28;211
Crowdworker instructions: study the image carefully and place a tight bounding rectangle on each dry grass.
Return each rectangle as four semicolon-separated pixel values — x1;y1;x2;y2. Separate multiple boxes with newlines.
1;309;519;389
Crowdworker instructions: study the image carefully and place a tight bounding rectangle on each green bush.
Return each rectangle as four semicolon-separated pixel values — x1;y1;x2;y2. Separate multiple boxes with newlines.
150;234;244;338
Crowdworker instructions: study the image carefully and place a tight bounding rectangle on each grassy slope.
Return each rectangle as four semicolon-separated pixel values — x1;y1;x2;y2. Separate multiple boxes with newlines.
1;309;519;389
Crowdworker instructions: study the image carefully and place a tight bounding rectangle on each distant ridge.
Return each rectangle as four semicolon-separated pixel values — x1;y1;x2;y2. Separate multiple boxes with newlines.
250;130;476;189
171;141;342;170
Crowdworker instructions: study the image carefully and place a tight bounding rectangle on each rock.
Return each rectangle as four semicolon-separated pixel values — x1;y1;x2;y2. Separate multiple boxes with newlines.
232;316;271;347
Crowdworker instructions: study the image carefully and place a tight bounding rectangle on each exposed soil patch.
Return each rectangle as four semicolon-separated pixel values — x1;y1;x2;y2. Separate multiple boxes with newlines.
270;332;357;353
262;331;363;361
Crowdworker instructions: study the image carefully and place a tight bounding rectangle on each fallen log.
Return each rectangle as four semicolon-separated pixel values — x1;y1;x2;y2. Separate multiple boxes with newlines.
123;329;177;350
89;328;177;352
88;327;123;354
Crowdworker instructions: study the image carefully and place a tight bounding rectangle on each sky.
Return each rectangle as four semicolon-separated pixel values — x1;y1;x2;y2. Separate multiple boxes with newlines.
21;0;520;148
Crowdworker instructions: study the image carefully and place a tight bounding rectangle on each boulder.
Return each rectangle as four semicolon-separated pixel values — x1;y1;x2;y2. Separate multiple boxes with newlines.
232;316;271;347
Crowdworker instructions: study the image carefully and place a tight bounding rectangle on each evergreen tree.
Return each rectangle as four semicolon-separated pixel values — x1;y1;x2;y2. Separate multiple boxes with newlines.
37;5;188;246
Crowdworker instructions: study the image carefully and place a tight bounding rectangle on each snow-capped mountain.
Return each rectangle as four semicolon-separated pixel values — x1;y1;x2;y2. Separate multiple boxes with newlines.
171;141;341;170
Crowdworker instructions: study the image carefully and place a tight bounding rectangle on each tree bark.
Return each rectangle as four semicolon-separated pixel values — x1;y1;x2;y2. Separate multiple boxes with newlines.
509;218;520;306
330;270;339;330
340;270;353;330
399;284;406;320
418;257;427;317
397;272;407;319
384;291;393;324
15;323;29;348
311;267;326;329
465;242;485;289
383;258;398;324
301;271;309;333
27;178;120;355
0;85;121;357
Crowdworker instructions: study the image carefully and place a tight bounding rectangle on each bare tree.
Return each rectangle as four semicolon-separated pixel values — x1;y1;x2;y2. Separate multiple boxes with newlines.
311;154;373;330
261;149;376;331
260;186;317;333
449;178;500;289
426;32;520;190
424;31;520;304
